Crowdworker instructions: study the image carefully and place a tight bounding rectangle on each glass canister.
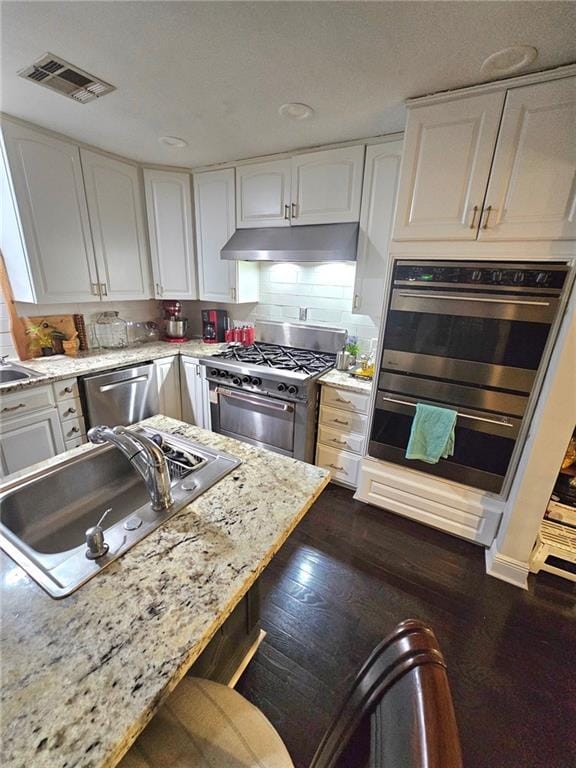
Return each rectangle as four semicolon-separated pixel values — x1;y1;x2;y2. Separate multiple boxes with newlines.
94;311;128;349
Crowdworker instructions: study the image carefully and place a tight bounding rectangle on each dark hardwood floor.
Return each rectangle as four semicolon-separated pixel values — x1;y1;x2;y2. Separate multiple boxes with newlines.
236;483;576;768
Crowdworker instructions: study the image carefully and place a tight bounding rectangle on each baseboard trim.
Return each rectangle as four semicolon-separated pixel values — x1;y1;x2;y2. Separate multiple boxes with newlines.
485;548;529;590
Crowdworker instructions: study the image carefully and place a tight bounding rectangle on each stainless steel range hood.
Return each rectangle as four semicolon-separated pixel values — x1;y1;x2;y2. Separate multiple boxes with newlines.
220;223;358;262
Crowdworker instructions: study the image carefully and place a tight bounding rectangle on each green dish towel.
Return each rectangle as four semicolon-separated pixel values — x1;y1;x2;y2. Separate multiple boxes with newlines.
405;403;457;464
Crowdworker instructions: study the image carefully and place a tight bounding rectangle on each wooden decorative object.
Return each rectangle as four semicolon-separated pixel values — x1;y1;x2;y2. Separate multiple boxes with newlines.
0;249;28;360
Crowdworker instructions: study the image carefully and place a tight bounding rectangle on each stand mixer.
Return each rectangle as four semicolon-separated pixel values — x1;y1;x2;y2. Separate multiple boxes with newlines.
162;300;188;342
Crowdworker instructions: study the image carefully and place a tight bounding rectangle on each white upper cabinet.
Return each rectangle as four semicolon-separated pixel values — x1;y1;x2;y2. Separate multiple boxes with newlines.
194;169;259;303
236;159;292;228
291;145;365;225
393;92;505;241
143;169;198;299
1;120;98;303
353;140;403;318
480;77;576;241
80;149;151;301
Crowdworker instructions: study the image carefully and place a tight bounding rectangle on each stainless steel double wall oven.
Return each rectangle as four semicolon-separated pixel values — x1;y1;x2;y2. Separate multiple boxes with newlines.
369;260;572;494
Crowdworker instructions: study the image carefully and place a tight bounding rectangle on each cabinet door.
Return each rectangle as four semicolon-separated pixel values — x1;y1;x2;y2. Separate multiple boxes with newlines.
194;169;237;302
1;120;98;303
393;92;505;240
353;141;403;318
180;357;207;428
81;149;151;300
0;408;65;477
236;159;291;228
144;170;198;299
480;77;576;241
154;356;181;420
291;146;365;225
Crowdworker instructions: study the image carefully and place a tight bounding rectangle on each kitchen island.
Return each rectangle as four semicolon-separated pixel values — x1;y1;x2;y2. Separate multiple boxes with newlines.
0;415;330;768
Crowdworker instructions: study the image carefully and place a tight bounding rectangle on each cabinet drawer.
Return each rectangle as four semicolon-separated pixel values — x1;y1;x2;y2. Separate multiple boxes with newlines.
61;417;85;441
316;444;361;487
321;386;369;414
65;435;87;450
0;385;55;419
318;424;365;455
57;397;83;422
53;377;80;401
319;405;367;435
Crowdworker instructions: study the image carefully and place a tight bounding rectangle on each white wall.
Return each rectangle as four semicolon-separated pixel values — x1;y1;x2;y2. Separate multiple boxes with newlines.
185;262;380;352
0;294;16;358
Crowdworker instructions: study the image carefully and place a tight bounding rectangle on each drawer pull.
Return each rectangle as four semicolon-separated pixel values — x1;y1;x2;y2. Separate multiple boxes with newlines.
1;403;26;413
331;438;348;446
333;418;349;426
328;463;347;474
64;386;73;394
336;396;352;404
69;426;80;435
64;407;77;416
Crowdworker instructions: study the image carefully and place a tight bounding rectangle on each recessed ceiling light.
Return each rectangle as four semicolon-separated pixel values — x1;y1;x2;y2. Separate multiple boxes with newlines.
158;135;188;148
278;102;314;120
481;45;538;77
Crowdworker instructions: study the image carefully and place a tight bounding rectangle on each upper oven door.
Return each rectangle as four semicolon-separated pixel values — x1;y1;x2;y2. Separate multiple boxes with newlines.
216;386;296;456
382;288;559;391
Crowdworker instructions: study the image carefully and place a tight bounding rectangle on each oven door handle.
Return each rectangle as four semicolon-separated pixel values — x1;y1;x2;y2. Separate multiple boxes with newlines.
395;291;550;308
216;387;294;413
379;395;515;428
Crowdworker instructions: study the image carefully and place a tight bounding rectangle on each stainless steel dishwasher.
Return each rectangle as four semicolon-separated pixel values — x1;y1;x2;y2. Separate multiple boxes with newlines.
80;363;159;428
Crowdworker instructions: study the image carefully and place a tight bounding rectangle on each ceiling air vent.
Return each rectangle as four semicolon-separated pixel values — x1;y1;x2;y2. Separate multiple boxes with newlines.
18;53;115;104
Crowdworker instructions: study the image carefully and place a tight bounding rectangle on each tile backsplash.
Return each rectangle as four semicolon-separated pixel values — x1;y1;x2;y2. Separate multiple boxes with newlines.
185;262;380;352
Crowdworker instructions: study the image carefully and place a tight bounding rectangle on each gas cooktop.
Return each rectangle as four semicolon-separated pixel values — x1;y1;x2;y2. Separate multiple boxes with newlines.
211;342;336;376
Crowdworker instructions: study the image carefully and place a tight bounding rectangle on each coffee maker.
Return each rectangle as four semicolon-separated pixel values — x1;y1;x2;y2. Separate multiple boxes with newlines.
202;309;228;343
162;300;188;342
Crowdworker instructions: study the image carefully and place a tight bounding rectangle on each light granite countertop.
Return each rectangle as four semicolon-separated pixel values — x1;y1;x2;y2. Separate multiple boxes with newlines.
0;415;330;768
0;340;226;394
318;368;374;394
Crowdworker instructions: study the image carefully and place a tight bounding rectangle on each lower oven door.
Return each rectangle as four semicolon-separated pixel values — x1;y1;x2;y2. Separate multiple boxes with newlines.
369;392;521;494
215;386;296;456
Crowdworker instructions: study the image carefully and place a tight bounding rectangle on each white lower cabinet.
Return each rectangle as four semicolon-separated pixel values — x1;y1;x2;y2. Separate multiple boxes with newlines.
154;356;182;420
0;385;65;478
180;357;210;429
315;384;370;489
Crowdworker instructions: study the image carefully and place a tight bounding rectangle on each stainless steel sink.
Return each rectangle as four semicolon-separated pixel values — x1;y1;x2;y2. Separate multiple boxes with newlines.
0;360;43;384
0;428;241;598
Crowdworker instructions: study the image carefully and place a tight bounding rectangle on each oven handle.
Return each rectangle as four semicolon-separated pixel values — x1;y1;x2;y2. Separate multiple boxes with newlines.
216;387;294;413
396;291;550;308
379;395;515;428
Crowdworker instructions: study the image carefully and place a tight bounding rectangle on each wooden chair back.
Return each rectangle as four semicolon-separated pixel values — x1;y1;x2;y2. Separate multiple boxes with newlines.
309;619;463;768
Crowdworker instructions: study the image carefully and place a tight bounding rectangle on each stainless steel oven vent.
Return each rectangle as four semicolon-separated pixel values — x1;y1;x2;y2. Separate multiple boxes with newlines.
18;53;116;103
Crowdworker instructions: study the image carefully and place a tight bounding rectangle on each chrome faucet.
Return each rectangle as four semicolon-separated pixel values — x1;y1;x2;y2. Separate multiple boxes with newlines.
87;425;173;511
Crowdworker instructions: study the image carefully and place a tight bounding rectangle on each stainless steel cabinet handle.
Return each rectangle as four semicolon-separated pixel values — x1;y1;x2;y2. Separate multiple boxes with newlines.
469;205;479;229
230;287;236;301
65;407;77;416
217;387;294;412
379;395;514;428
156;283;163;296
331;437;348;446
91;283;100;297
1;403;26;413
333;418;349;426
482;205;493;229
291;202;297;219
396;291;550;308
100;283;108;296
70;426;80;434
64;386;73;394
328;463;346;473
284;204;290;220
353;295;360;311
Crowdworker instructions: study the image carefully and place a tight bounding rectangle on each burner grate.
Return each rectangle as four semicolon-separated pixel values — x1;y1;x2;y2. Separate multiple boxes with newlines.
213;342;336;375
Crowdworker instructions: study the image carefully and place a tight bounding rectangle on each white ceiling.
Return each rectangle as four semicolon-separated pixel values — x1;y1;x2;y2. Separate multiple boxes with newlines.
1;1;575;167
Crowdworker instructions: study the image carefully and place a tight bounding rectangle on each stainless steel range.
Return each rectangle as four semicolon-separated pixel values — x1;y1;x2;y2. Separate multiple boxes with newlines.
201;322;346;462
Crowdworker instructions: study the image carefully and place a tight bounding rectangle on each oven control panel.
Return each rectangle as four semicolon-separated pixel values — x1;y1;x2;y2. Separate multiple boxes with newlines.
394;263;568;290
206;367;306;402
